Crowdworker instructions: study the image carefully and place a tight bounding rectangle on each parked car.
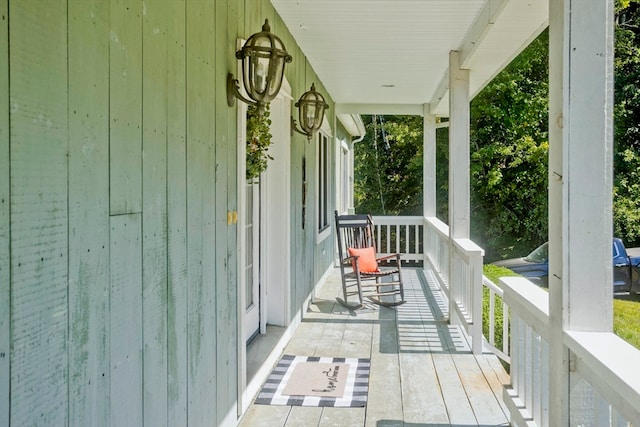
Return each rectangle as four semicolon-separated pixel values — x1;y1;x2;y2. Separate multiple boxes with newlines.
493;238;640;293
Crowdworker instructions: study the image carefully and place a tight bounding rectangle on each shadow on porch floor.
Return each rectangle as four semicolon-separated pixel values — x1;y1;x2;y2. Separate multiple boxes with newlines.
239;268;510;427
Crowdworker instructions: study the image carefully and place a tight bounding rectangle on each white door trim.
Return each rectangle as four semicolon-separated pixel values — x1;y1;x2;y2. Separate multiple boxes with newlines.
262;81;292;328
236;57;292;415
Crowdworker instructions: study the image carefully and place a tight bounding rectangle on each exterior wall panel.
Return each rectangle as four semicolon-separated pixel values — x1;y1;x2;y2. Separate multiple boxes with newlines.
109;0;143;215
9;1;69;425
1;1;333;425
68;0;110;425
166;0;188;425
109;214;143;427
0;0;9;424
142;0;169;424
215;0;239;423
185;0;217;424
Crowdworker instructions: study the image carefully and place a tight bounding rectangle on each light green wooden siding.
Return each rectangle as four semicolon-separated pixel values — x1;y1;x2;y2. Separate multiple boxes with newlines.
109;214;143;427
1;1;336;425
9;0;69;425
109;0;142;215
68;0;110;425
185;0;217;424
0;0;9;424
142;0;169;425
166;0;188;425
216;0;239;423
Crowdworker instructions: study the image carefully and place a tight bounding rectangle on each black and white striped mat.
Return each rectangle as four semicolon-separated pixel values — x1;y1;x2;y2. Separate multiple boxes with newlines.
255;354;370;407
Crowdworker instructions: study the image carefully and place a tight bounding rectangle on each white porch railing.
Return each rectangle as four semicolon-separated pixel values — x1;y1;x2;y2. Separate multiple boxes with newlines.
482;276;510;363
423;216;484;355
372;215;640;426
371;216;424;264
424;216;450;288
501;276;640;427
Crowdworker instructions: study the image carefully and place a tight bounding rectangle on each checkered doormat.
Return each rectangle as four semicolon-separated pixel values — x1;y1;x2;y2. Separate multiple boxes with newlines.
255;355;370;407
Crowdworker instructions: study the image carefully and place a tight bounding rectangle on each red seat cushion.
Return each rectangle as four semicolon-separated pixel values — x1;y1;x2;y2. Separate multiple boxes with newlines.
348;246;379;273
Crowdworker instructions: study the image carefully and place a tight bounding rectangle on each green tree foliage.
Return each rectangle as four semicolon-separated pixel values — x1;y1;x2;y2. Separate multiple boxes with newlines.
468;2;640;257
469;31;550;261
614;0;640;245
354;115;424;215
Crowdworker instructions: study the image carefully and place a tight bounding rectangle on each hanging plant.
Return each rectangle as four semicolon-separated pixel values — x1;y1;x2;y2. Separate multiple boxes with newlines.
246;104;273;181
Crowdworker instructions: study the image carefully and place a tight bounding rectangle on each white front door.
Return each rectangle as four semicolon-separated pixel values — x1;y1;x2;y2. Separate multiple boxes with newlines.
241;108;291;341
244;182;260;342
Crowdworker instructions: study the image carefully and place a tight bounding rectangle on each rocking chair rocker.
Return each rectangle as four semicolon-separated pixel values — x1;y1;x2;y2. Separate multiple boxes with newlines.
334;211;406;309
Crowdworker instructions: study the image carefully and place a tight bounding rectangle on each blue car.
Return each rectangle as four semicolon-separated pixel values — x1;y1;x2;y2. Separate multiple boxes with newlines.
493;242;549;287
493;238;640;292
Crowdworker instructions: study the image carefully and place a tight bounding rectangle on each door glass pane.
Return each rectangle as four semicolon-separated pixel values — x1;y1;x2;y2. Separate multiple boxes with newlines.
245;184;254;309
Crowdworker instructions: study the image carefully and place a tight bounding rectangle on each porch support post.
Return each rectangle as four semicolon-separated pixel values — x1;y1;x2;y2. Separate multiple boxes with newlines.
448;51;470;324
548;0;614;425
423;104;436;218
423;104;437;268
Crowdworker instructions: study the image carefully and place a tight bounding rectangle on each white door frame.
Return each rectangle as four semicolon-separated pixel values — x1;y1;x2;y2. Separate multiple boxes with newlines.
261;80;292;329
236;62;292;414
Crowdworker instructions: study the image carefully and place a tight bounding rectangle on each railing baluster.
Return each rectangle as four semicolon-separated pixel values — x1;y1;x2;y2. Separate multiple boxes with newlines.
404;223;409;255
489;291;495;344
503;304;509;357
540;338;549;427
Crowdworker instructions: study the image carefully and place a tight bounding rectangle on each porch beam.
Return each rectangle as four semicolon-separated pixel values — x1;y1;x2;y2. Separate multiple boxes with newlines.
335;103;424;116
430;0;549;116
548;0;614;425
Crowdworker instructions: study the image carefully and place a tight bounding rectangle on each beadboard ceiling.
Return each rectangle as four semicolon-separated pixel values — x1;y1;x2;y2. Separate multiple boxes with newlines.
271;0;548;116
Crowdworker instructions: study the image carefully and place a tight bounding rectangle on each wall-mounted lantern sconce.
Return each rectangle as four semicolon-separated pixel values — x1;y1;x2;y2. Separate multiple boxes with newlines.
227;19;292;115
291;83;329;141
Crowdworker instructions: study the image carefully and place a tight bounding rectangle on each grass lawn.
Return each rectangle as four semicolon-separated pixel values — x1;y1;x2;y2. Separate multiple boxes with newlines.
614;299;640;349
483;265;640;351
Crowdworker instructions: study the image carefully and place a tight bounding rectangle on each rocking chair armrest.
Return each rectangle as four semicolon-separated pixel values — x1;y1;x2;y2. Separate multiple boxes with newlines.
375;253;401;262
341;255;361;268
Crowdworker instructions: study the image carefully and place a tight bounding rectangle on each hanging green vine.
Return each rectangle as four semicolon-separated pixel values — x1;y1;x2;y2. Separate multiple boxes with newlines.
246;104;273;181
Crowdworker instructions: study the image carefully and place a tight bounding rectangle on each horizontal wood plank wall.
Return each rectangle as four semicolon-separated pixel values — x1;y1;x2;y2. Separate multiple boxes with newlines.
9;1;69;425
166;0;188;425
68;0;110;425
142;0;169;425
0;0;9;424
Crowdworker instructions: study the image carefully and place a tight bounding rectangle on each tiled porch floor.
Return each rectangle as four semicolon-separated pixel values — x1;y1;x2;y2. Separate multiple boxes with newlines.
239;268;511;427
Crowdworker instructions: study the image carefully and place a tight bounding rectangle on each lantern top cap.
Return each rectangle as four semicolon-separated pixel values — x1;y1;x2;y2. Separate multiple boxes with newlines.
262;19;270;32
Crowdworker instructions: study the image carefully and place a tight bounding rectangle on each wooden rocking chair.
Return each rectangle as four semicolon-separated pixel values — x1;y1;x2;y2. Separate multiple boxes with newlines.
334;211;405;309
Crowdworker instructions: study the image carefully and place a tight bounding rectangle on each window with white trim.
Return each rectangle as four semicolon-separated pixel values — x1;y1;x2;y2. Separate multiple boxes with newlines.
317;130;330;236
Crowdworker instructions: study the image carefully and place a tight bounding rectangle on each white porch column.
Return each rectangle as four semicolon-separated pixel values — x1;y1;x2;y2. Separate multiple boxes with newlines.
448;51;470;323
548;0;614;425
347;143;355;214
423;104;436;218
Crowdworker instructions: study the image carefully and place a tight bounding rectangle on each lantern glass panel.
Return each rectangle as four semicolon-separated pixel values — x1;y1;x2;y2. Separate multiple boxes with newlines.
305;104;317;129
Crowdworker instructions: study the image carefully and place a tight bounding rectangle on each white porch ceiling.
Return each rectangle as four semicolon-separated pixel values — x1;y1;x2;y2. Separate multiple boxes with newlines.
271;0;548;117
